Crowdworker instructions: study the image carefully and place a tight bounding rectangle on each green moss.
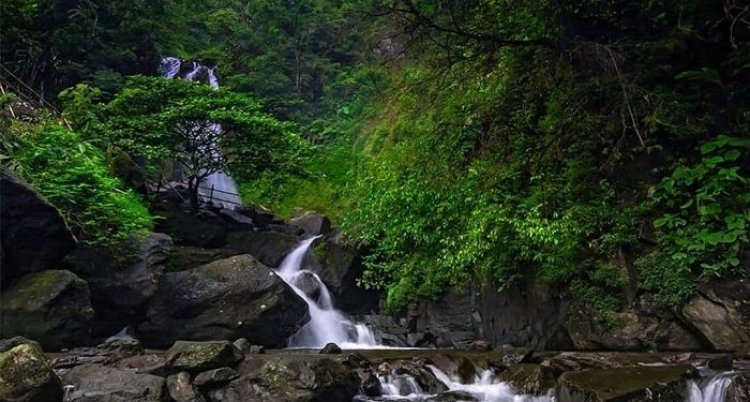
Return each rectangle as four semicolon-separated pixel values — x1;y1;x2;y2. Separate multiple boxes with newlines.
0;344;53;399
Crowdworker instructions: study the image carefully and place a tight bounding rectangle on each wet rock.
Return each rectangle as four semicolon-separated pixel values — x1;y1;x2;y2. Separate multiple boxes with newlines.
343;352;371;369
165;341;243;373
232;338;265;355
0;270;94;350
294;270;323;300
194;367;239;388
496;364;555;395
225;230;300;267
361;372;382;396
63;233;172;336
166;246;242;272
0;342;63;402
167;371;206;402
555;365;694;402
138;254;309;348
682;285;750;351
320;343;342;354
235;205;279;228
114;354;167;376
97;327;144;359
62;364;166;402
0;336;41;353
0;170;76;288
313;236;380;313
156;208;228;248
290;211;331;236
727;372;749;402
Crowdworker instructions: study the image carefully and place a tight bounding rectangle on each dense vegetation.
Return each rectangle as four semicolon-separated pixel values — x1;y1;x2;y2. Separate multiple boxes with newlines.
1;0;748;313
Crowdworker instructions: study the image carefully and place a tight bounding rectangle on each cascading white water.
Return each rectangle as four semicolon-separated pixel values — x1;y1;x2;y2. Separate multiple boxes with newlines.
276;236;377;348
379;373;424;398
160;57;243;209
687;371;735;402
427;365;554;402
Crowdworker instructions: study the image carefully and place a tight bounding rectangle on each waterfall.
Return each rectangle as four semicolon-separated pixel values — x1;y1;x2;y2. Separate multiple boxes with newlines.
276;237;377;349
160;57;243;209
687;371;735;402
427;365;554;402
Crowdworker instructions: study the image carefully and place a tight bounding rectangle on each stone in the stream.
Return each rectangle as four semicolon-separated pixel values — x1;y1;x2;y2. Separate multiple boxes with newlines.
167;371;206;402
165;341;243;373
194;367;239;388
426;390;479;402
138;254;309;348
62;364;166;402
555;365;694;402
320;342;342;354
0;170;76;288
294;270;323;300
0;342;63;402
0;270;94;350
496;364;555;395
361;373;382;396
727;372;750;402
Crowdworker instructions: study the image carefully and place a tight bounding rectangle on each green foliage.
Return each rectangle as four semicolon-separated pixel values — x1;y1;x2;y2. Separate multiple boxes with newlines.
639;135;750;305
63;76;301;206
6;121;152;250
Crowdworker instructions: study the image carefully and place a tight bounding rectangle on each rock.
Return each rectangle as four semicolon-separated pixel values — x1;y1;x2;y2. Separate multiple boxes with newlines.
357;315;409;347
215;208;254;229
0;270;94;350
166;246;242;272
0;343;63;402
138;254;309;348
114;354;167;376
194;367;239;388
96;328;144;360
0;170;76;288
233;338;265;355
682;285;750;351
290;211;331;236
64;233;172;336
156;208;228;248
313;236;380;314
235;205;279;228
62;364;166;402
225;230;300;267
727;372;749;402
496;364;555;395
0;336;41;353
294;270;323;300
167;371;206;402
567;307;661;351
211;357;360;402
555;365;694;402
361;372;382;396
413;289;482;348
165;341;243;373
320;343;342;354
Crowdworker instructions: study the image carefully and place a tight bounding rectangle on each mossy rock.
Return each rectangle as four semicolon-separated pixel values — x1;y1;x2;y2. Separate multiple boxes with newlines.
165;341;243;372
0;343;63;402
0;270;94;350
497;364;555;395
556;365;694;402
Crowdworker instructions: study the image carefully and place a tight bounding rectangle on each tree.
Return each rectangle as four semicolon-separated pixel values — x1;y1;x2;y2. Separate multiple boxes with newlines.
66;76;300;209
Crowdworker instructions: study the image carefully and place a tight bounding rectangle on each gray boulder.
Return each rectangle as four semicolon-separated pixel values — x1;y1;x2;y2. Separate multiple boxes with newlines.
64;233;172;336
155;208;228;248
138;255;309;348
225;230;300;267
167;371;206;402
0;270;94;350
555;365;694;402
681;282;750;352
166;341;243;373
0;170;76;288
62;364;166;402
0;342;63;402
290;211;331;236
194;367;239;388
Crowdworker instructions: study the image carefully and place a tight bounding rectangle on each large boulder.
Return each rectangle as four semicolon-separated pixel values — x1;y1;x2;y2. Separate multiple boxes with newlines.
413;289;483;348
210;357;360;402
62;364;166;402
225;230;301;267
290;211;331;236
166;341;243;373
313;235;380;314
0;170;76;288
138;255;309;348
681;281;750;352
496;364;555;395
0;342;63;402
64;233;172;336
555;365;694;402
155;208;228;248
166;246;243;272
0;270;94;350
